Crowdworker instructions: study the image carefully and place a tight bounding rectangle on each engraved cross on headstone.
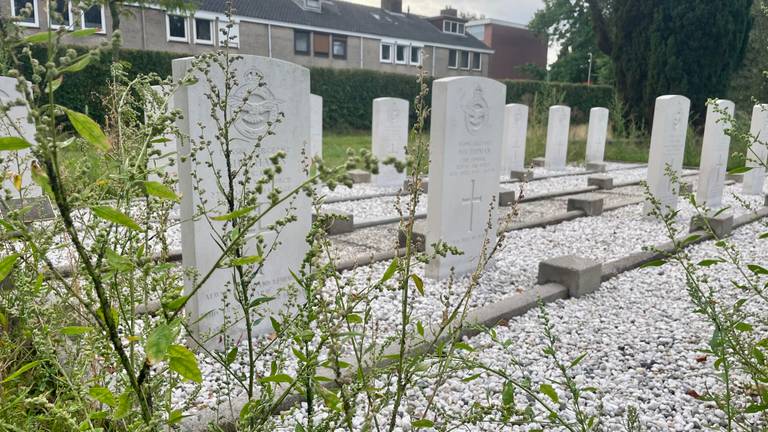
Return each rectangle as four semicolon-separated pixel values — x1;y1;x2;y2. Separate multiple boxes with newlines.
461;179;482;232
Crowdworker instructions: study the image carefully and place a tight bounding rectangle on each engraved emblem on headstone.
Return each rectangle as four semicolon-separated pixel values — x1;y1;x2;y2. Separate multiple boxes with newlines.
229;68;282;139
463;86;489;134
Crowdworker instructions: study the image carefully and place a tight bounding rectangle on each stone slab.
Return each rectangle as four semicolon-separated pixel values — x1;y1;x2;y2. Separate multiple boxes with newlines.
697;99;734;209
743;104;768;196
544;105;571;171
689;213;734;238
501;103;528;174
585;107;609;164
348;169;371;184
538;255;602;298
567;194;604;216
587;175;614;190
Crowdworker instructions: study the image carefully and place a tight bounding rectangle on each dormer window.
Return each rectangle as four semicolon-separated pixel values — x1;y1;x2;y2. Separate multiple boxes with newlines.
443;20;465;35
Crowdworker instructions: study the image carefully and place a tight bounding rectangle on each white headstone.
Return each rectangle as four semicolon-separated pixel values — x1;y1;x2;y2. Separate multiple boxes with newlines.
371;97;409;187
743;104;768;196
147;85;178;184
310;94;323;159
544;105;571;171
585;107;609;163
425;77;506;280
697;99;735;208
501;104;528;174
174;55;311;349
0;76;39;198
644;95;690;215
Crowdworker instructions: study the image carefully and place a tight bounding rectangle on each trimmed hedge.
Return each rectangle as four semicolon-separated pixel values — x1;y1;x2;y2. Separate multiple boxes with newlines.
21;47;614;129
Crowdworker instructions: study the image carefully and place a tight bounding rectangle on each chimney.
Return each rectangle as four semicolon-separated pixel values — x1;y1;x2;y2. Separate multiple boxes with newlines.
381;0;402;13
440;7;458;17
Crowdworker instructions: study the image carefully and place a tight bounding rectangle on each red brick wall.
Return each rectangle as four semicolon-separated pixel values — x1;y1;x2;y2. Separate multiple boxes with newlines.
486;24;547;80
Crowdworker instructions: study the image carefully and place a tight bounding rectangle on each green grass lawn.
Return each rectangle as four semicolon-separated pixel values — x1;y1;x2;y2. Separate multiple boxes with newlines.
324;126;748;172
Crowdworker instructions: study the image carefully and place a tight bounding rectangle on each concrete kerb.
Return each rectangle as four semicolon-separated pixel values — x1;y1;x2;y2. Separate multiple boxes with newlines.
187;201;768;432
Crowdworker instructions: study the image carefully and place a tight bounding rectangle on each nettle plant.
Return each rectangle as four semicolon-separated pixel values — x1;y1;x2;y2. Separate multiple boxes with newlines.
644;102;768;431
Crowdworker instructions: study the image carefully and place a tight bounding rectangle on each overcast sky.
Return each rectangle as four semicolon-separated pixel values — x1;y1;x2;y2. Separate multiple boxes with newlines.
346;0;544;25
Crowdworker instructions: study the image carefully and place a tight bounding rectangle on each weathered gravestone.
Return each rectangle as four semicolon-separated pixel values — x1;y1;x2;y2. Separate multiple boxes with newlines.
146;85;179;184
371;97;409;187
502;103;528;178
585;107;609;166
544;105;571;171
425;77;506;280
310;94;323;159
743;104;768;196
174;56;311;350
643;95;690;215
0;76;40;198
697;99;735;208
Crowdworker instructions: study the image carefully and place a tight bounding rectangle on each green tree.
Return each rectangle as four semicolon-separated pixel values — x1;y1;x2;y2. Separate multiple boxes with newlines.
588;0;753;126
728;0;768;110
529;0;612;84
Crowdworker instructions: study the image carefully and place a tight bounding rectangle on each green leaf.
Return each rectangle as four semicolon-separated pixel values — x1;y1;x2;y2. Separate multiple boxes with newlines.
270;316;282;334
164;296;188;312
145;323;177;364
60;54;91;73
728;166;753;174
260;374;293;384
211;206;256;221
318;386;342;412
70;28;98;38
91;206;143;232
416;320;424;337
249;296;275;309
412;419;434;428
570;352;587;368
759;232;768;240
380;259;398;284
748;264;768;275
0;137;32;151
168;409;185;425
114;391;132;420
2;360;43;383
462;373;481;382
641;259;667;268
65;108;110;152
229;255;263;267
168;345;202;383
745;404;767;414
502;381;515;405
0;254;19;283
225;347;238;366
88;386;116;407
143;181;180;202
683;234;701;244
346;313;363;324
697;259;722;267
60;326;92;336
735;322;753;332
24;32;50;43
411;274;424;295
105;249;134;272
454;342;474;352
539;383;559;404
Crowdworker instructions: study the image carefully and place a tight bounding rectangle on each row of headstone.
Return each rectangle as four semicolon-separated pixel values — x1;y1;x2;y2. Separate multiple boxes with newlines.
645;96;768;217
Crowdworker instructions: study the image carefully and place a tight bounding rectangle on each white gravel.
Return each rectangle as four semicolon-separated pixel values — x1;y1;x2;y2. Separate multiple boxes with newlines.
269;203;768;431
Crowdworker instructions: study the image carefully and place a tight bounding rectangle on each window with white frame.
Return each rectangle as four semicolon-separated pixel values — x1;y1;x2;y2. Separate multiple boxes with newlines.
224;22;240;47
395;44;407;64
471;52;481;71
49;0;71;28
410;46;421;65
81;4;104;31
442;20;465;35
460;50;470;69
380;43;393;63
11;0;39;26
166;14;188;42
194;17;213;44
448;49;458;69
